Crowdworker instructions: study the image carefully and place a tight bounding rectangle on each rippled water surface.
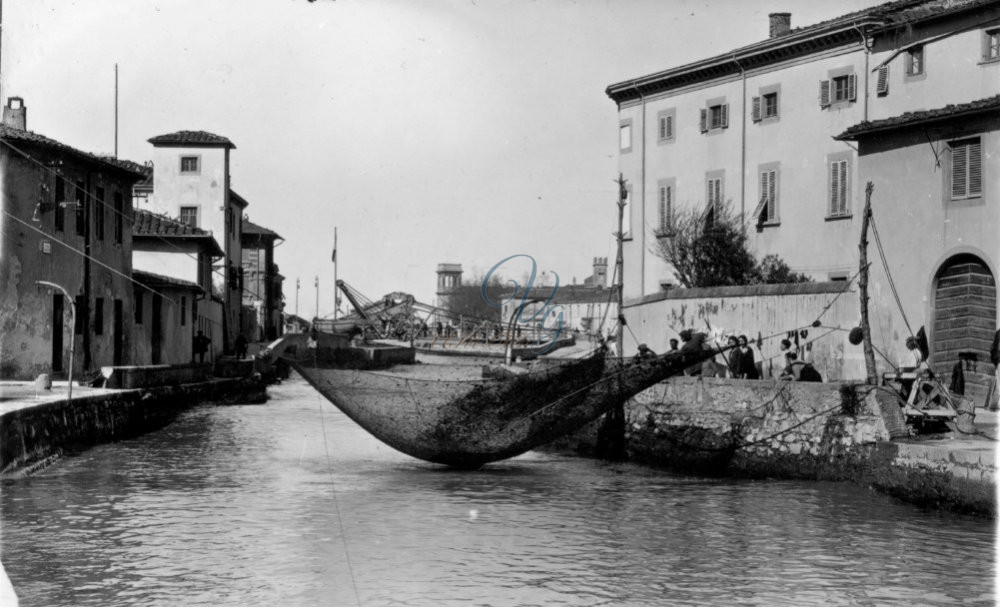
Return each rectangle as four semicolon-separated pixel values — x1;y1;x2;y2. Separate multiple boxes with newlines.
1;373;995;606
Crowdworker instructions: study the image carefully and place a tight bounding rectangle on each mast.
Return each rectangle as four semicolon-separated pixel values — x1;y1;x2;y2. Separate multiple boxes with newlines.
114;64;118;158
859;181;878;384
615;173;626;360
333;227;338;320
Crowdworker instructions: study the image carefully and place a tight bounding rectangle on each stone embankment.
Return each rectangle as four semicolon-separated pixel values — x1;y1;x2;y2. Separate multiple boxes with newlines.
0;376;266;477
550;376;996;516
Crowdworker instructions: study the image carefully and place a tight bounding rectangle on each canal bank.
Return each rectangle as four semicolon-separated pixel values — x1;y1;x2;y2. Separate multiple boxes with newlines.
548;376;997;517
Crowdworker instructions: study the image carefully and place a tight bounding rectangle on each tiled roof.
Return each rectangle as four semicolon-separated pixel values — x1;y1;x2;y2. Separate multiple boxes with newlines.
133;208;210;236
147;130;235;148
230;190;250;208
606;0;993;103
242;218;282;240
837;95;1000;139
0;124;148;179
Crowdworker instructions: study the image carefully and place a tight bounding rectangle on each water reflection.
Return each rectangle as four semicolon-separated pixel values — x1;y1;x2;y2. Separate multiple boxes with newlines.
1;374;994;606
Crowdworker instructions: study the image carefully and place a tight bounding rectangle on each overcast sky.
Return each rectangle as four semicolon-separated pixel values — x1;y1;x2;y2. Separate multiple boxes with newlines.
4;0;885;315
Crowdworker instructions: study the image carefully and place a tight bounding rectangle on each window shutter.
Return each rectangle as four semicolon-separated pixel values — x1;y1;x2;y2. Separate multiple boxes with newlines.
876;65;889;95
658;117;666;139
969;140;982;195
767;170;776;220
699;109;708;133
752;96;761;122
666;185;672;228
839;161;848;214
952;144;968;198
658;187;666;230
665;115;673;139
847;74;857;101
721;104;729;128
820;80;830;108
830;162;840;214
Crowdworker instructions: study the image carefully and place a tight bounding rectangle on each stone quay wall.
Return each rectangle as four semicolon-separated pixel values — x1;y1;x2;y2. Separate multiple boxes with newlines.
550;376;996;516
0;378;266;477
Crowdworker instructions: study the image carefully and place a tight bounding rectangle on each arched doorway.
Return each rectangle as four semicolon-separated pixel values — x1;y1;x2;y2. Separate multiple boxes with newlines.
932;254;997;403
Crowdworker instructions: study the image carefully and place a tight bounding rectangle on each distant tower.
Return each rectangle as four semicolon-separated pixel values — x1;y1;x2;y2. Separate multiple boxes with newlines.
435;263;463;312
587;257;608;288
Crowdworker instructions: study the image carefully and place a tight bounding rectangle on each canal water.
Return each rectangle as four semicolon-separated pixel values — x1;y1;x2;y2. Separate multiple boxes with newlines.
1;374;995;606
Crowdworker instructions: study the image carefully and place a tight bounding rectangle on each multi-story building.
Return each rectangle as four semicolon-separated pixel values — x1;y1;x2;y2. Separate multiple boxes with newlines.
0;98;146;379
138;130;246;353
607;0;998;378
241;218;284;341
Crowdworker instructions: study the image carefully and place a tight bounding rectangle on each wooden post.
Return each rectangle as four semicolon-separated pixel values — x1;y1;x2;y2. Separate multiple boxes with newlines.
597;173;628;460
859;181;878;384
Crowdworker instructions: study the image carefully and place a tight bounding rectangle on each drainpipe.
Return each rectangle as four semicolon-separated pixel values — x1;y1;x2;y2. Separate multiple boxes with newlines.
631;82;647;296
853;24;871;122
732;54;747;227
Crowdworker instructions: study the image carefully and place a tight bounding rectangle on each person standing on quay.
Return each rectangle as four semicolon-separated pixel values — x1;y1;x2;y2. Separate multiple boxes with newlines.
738;335;760;380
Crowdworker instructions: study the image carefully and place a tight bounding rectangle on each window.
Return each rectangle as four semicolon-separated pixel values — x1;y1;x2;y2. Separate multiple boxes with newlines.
755;166;778;225
984;29;1000;62
180;206;199;228
181;296;187;327
95;187;105;241
752;91;780;122
820;73;856;108
829;159;850;217
74;296;86;334
656;180;674;235
699;101;729;133
94;298;104;335
180;156;200;173
705;171;724;223
54;177;65;232
134;289;144;324
950;137;983;200
113;192;124;244
227;207;235;236
906;46;925;77
657;109;676;143
75;180;86;236
619;121;632;152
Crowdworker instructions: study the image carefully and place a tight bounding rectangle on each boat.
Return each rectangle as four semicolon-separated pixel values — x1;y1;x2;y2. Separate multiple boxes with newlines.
268;332;731;468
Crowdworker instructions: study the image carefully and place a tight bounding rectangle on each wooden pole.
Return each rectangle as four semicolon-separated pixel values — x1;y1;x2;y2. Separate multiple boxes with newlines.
333;227;338;320
859;181;878;384
597;173;628;460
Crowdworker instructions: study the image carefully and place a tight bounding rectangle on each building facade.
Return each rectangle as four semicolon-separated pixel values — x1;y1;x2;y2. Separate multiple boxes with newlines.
0;99;145;379
241;218;284;342
607;0;999;378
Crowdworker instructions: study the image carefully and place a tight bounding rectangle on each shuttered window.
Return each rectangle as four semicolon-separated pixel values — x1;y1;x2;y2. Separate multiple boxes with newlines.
820;73;856;107
906;46;924;76
829;160;849;216
658;185;672;233
95;187;105;242
876;65;889;95
658;115;673;140
706;178;723;210
759;170;777;223
986;29;1000;61
950;138;983;200
701;103;729;132
54;177;65;232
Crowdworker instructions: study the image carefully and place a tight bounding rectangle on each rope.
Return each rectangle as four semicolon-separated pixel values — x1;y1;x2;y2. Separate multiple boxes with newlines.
811;267;862;326
869;213;915;338
310;347;362;606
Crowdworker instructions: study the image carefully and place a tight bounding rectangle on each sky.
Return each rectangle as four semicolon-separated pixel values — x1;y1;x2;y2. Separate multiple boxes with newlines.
3;0;886;316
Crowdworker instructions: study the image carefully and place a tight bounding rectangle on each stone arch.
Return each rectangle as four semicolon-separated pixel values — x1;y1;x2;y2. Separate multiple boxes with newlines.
931;253;997;402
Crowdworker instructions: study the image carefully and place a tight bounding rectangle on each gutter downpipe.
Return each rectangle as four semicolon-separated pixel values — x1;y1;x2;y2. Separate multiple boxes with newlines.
732;54;747;227
853;23;871;122
631;82;646;296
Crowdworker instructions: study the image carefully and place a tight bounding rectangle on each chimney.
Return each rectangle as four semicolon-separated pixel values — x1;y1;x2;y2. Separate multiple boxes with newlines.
3;97;26;130
768;13;791;38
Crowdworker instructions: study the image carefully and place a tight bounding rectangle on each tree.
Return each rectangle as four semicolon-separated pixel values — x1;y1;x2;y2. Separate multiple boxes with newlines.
651;202;810;288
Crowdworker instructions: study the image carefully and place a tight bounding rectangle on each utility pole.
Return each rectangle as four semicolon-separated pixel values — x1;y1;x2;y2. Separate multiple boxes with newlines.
333;227;338;320
597;173;628;460
858;181;878;384
314;276;319;323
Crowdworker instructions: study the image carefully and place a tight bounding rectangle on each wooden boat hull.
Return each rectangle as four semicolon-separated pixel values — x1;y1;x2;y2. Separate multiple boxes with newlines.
289;347;729;468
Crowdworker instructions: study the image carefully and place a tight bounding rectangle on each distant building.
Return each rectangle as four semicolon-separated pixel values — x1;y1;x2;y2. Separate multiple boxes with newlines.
131;270;203;365
434;263;463;324
0;98;146;379
241;218;284;341
140;130;245;353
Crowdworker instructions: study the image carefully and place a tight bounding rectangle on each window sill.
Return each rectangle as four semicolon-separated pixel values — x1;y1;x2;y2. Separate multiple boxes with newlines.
825;214;853;222
654;231;676;239
758;220;780;228
979;58;1000;66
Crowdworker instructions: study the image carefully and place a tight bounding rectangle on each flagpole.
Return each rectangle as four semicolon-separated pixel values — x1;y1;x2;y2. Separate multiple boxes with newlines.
333;227;338;321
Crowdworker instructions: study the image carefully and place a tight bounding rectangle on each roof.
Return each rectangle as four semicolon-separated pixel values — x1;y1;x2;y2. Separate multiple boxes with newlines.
606;0;993;104
133;269;203;293
502;284;619;305
229;189;250;208
836;95;1000;139
147;130;236;148
132;209;225;257
242;218;283;241
0;124;149;180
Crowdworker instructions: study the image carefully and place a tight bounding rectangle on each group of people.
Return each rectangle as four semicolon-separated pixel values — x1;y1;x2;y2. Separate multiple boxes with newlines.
670;330;821;382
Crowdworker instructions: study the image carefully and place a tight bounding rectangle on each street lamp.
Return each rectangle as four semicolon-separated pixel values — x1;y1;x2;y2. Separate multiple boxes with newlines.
35;281;75;400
